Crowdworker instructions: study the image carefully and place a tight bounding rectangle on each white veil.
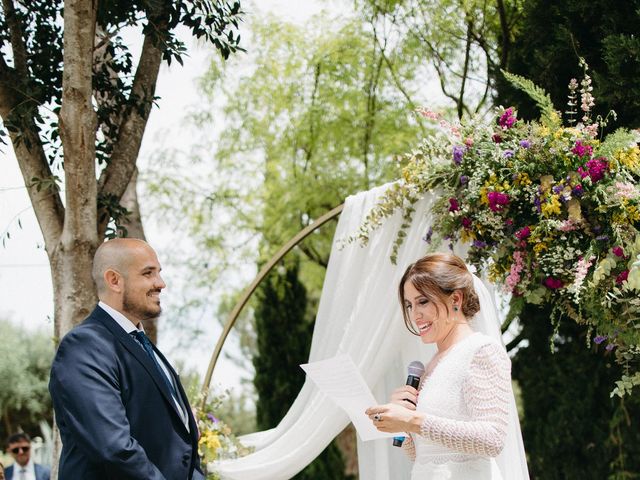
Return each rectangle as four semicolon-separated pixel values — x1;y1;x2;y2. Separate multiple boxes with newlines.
470;274;530;480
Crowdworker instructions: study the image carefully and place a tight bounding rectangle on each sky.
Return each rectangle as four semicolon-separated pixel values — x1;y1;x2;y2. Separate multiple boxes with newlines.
0;0;335;393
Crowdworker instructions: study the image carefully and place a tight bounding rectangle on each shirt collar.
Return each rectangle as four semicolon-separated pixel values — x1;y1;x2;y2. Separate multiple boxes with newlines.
98;301;144;333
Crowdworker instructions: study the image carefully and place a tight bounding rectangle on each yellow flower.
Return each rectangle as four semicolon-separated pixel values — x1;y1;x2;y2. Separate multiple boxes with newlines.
616;146;640;173
461;229;476;242
200;431;222;453
541;195;562;217
553;128;565;139
515;173;532;186
533;242;548;253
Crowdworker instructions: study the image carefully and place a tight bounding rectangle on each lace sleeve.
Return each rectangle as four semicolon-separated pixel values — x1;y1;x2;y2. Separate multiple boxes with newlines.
402;434;416;461
418;342;512;457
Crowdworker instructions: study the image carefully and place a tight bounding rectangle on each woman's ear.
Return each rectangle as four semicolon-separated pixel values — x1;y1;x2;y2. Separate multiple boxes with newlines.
452;290;464;310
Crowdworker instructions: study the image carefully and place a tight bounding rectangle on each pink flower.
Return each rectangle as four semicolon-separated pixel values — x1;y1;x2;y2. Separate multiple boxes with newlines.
612;246;625;257
464;137;474;147
504;250;525;293
487;191;510;212
543;277;563;289
515;226;531;240
616;270;629;285
571;140;593;158
578;157;609;182
498;107;517;129
448;198;460;212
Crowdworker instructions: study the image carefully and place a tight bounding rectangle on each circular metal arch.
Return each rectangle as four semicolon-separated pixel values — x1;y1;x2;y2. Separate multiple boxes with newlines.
200;203;344;408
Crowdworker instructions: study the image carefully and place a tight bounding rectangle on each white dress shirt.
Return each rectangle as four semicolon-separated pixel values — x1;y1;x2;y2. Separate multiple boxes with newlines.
12;459;35;480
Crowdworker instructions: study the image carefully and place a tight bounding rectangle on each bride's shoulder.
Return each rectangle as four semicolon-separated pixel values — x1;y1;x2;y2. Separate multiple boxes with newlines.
471;332;508;358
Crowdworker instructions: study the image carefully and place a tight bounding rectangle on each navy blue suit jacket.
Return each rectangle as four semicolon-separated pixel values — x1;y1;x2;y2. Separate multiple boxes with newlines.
49;306;203;480
5;463;50;480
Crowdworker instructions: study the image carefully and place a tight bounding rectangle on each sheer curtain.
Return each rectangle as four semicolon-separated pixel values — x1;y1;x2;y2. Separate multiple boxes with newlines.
214;184;526;479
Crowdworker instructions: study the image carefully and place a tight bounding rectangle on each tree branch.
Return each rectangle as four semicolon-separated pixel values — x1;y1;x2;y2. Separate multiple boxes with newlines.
0;55;64;250
97;17;167;236
1;0;29;76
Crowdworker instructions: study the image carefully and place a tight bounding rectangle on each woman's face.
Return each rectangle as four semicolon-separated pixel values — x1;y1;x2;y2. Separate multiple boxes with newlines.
403;281;455;345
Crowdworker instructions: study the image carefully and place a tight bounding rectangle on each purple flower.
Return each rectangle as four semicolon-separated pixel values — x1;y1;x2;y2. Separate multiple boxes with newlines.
571;140;593;158
207;413;219;423
461;217;472;229
460;175;469;185
605;343;616;352
503;149;514;158
552;185;563;194
594;335;607;345
543;277;563;289
472;240;488;248
498;107;517;129
453;145;465;165
533;195;542;213
492;133;503;143
578;157;609;182
616;270;629;285
596;235;609;242
487;191;510;212
422;227;433;244
515;226;531;240
519;139;531;149
572;185;584;197
448;197;460;212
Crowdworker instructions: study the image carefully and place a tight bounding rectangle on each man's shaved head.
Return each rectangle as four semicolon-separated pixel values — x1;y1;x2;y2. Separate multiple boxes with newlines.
92;238;151;295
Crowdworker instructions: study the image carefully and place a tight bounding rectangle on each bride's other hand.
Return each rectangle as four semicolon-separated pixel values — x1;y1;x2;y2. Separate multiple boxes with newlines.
365;403;423;434
390;386;418;410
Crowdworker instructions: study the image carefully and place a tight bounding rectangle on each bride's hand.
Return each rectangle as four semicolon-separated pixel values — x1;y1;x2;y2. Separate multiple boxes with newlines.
390;386;418;410
365;403;423;434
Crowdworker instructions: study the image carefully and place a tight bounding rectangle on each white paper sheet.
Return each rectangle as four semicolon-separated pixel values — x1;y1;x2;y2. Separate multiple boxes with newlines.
300;354;396;441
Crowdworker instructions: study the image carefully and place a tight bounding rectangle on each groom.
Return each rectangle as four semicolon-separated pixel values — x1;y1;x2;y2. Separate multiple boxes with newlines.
49;238;205;480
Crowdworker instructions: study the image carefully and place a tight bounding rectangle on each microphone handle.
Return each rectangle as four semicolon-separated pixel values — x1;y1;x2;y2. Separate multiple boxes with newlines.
393;374;422;447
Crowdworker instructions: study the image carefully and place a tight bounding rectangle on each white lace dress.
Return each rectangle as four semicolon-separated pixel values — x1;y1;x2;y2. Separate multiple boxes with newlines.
402;332;512;480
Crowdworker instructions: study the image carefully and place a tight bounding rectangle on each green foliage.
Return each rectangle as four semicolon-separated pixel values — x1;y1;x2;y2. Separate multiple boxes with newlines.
512;303;640;479
494;0;640;128
145;11;428;364
501;70;559;127
0;319;54;442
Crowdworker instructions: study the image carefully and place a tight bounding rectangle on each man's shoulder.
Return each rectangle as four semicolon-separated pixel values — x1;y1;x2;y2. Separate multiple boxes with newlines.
35;462;51;480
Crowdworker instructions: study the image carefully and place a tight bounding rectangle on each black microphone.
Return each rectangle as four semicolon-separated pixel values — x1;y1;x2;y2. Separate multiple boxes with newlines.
393;360;426;447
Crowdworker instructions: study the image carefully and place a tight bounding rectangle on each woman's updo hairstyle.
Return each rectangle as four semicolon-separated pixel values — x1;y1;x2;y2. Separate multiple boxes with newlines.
399;252;480;335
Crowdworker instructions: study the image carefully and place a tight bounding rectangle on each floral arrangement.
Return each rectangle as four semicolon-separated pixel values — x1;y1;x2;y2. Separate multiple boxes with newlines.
195;393;253;479
350;63;640;396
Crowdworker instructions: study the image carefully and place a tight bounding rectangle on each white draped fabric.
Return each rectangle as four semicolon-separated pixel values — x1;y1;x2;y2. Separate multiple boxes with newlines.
214;184;528;480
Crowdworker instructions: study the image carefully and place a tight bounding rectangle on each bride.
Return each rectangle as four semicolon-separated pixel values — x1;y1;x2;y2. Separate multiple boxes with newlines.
366;253;529;480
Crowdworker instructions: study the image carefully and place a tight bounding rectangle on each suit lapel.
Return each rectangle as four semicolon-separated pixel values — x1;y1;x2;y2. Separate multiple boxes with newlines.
89;306;189;429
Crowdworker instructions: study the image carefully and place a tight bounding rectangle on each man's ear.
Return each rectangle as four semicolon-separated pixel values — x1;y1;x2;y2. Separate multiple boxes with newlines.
104;269;123;293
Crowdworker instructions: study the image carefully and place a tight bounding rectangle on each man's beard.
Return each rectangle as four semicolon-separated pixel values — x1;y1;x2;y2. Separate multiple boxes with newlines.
122;289;162;321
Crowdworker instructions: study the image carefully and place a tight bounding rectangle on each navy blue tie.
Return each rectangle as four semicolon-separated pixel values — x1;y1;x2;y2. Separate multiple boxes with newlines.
131;330;178;398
